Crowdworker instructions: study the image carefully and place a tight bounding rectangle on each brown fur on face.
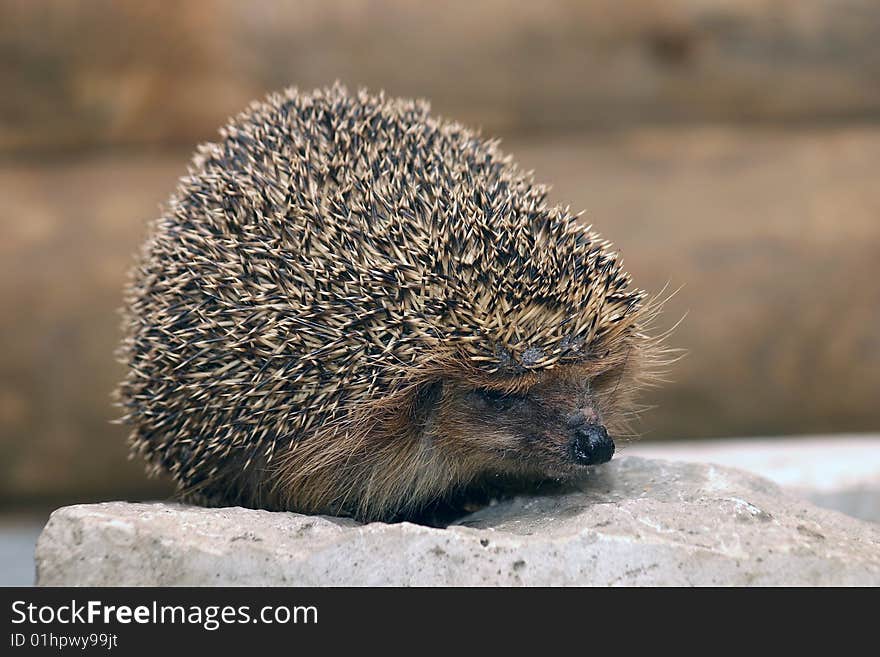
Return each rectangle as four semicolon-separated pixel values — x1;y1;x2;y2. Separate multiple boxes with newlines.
261;325;665;523
434;360;633;480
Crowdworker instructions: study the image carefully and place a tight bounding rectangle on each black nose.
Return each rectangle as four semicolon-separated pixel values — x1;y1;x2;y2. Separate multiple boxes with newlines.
570;424;615;465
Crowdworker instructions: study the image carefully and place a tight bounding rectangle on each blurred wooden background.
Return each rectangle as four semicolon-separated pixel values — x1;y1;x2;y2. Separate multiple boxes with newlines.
2;0;879;508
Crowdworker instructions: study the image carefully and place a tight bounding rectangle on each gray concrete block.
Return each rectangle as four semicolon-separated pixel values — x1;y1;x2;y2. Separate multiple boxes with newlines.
35;457;880;586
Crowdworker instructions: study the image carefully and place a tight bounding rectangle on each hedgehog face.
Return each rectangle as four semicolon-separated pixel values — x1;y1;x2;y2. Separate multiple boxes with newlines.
433;359;633;479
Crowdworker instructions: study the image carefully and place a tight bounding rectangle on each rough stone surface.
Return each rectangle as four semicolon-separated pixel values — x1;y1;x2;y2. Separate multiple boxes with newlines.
628;436;880;523
35;457;880;586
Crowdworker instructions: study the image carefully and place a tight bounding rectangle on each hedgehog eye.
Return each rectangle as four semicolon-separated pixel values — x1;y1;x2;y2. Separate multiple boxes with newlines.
472;388;524;411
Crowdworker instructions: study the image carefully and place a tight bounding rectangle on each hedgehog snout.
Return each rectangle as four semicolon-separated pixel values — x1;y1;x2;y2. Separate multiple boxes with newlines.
569;423;615;466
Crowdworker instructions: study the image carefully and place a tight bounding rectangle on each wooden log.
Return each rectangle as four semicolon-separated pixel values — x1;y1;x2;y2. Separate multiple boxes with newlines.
3;0;880;153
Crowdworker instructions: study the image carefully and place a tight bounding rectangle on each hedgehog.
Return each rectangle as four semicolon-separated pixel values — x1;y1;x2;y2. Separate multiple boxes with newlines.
117;84;670;523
